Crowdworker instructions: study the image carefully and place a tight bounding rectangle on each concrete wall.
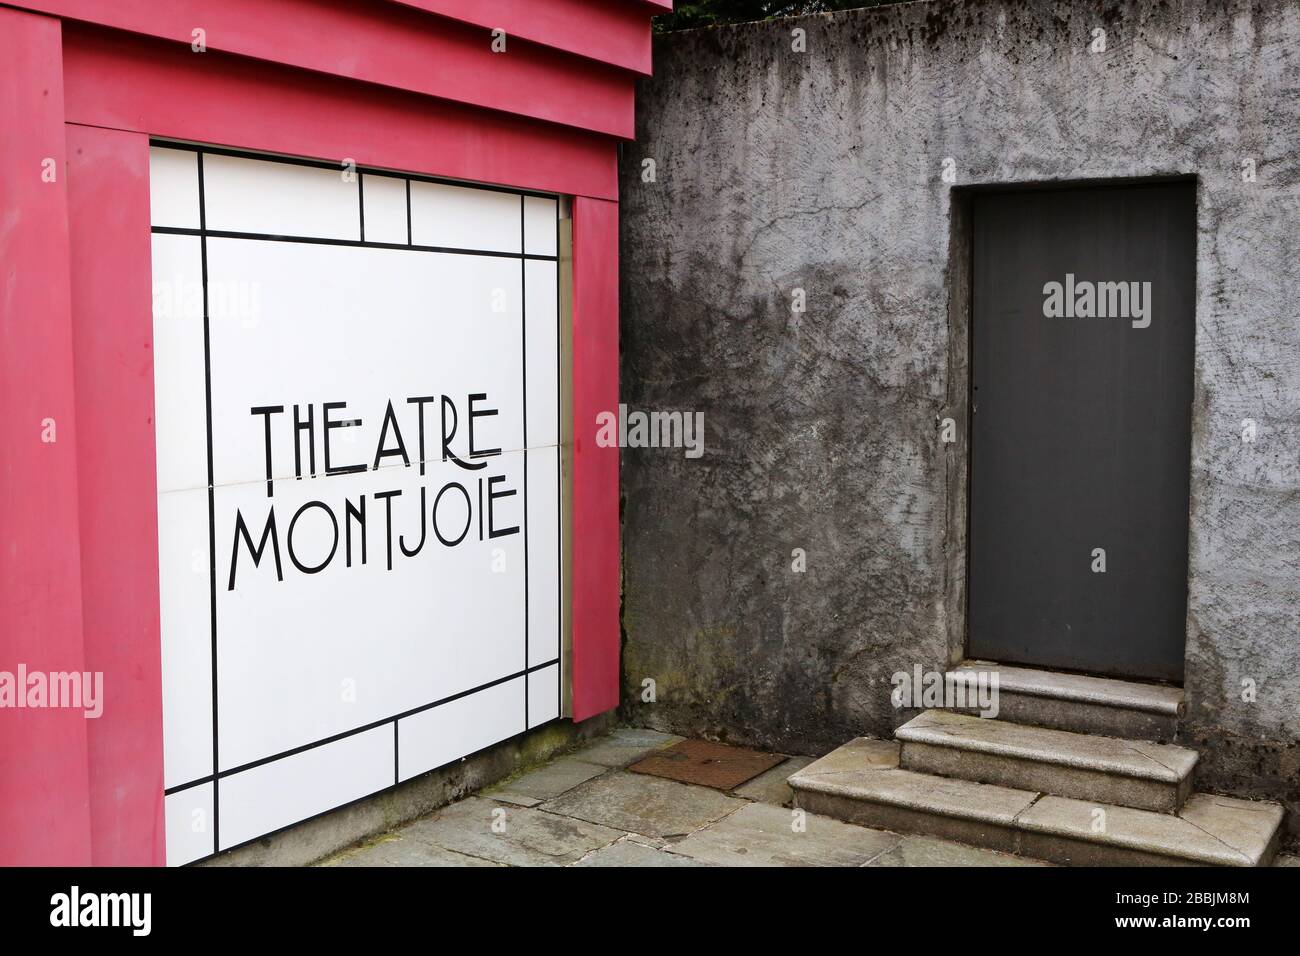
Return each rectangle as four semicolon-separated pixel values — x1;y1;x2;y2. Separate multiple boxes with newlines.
619;0;1300;835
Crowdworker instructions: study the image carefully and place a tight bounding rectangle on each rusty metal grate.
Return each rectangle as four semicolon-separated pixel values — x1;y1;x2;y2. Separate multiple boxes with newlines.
627;739;785;791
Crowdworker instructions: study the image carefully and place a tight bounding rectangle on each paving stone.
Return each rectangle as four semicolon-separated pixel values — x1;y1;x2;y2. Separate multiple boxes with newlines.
329;835;502;867
619;830;672;849
668;801;899;867
320;740;1157;867
541;770;745;838
867;835;1051;867
732;756;815;805
407;796;623;866
488;792;543;808
573;839;706;867
571;728;685;768
488;758;608;802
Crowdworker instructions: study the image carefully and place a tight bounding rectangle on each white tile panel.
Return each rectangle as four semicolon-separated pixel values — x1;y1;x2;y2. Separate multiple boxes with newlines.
524;259;560;449
218;725;393;850
157;489;213;790
528;663;560;729
151;233;208;494
149;147;200;229
526;444;561;670
397;676;524;781
523;195;558;257
361;173;408;244
165;783;214;866
409;180;520;253
201;153;360;240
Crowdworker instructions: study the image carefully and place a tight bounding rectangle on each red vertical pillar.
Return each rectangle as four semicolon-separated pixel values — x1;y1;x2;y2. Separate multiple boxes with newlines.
570;196;621;720
66;124;166;865
0;9;94;865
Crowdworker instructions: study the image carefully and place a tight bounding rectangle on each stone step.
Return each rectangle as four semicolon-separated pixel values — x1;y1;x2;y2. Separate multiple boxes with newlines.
788;738;1283;867
950;660;1184;741
896;710;1197;812
1017;794;1285;867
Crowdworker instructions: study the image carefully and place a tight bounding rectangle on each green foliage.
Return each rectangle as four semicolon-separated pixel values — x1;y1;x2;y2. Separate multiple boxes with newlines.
655;0;894;32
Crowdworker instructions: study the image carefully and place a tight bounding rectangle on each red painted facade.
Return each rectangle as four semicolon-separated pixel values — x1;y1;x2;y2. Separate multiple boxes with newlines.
0;0;662;866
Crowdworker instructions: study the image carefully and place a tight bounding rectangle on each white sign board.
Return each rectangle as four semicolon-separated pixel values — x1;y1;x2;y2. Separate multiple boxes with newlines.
149;146;563;865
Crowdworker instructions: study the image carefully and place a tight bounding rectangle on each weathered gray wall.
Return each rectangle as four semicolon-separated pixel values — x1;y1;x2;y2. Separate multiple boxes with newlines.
619;0;1299;834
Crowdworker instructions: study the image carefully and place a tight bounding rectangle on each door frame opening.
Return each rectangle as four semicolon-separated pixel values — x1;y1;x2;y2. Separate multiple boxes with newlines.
942;175;1199;686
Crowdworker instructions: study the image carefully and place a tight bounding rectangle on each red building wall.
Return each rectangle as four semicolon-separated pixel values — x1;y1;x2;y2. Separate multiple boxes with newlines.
0;0;664;866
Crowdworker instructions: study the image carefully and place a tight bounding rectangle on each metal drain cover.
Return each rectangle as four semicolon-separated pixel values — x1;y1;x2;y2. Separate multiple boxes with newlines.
628;739;785;791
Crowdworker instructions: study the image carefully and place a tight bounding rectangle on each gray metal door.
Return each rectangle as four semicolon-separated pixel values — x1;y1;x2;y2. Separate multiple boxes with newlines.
967;183;1195;682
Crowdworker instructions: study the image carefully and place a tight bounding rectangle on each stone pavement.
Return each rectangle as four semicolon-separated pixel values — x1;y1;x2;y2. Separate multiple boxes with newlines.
319;728;1050;867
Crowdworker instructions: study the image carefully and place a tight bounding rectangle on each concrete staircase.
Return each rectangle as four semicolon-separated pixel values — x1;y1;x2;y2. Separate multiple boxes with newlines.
789;661;1285;866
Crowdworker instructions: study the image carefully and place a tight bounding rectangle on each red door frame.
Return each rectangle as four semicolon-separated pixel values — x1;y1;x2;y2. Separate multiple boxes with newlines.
0;3;631;865
0;9;95;868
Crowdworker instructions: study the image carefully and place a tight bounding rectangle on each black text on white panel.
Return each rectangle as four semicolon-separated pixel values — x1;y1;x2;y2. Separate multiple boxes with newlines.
149;146;563;864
